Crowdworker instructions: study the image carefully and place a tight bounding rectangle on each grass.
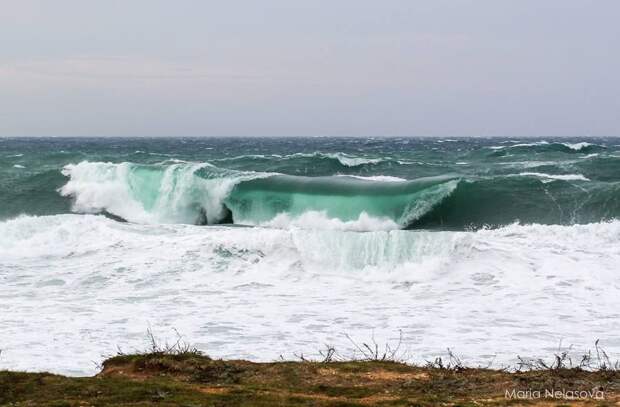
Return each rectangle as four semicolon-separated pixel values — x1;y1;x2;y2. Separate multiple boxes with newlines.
1;335;620;406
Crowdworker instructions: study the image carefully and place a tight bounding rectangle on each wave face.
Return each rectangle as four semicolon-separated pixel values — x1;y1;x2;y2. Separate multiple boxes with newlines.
225;174;458;228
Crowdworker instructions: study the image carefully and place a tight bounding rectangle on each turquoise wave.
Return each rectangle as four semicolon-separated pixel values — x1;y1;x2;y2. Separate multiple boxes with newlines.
56;161;458;229
225;174;458;226
50;160;620;230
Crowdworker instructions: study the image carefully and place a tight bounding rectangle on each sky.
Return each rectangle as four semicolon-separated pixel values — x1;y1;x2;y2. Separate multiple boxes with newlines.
0;0;619;138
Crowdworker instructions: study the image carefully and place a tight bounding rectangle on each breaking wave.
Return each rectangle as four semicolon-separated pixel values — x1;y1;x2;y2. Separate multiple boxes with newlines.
59;161;457;230
57;161;620;230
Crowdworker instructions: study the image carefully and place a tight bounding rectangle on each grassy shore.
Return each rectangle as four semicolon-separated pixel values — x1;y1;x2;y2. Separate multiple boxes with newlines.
1;349;620;406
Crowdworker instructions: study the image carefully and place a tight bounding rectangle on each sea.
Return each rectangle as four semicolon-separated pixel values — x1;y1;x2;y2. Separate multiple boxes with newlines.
1;136;619;375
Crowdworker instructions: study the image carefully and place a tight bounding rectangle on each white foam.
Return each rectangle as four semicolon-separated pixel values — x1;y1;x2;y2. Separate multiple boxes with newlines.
1;215;620;375
562;142;594;151
490;141;601;152
59;161;271;224
490;141;551;150
336;175;407;182
516;172;590;182
325;153;383;166
13;164;25;169
289;152;384;167
60;161;152;222
215;154;283;161
259;211;400;231
511;141;550;148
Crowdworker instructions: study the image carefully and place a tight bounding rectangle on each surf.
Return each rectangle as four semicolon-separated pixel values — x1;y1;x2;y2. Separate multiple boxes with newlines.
2;213;619;375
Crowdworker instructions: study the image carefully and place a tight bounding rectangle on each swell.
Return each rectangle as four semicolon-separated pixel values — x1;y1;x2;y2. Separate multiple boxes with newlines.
208;151;425;176
488;141;606;156
214;151;389;167
54;161;620;231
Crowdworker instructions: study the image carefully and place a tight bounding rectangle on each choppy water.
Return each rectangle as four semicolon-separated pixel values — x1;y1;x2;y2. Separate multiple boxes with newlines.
1;137;619;375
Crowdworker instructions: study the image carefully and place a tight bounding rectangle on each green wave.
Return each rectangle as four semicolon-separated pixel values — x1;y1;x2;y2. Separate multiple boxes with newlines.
225;174;458;226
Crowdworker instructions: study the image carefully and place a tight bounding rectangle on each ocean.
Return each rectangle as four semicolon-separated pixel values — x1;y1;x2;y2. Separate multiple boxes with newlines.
1;136;619;375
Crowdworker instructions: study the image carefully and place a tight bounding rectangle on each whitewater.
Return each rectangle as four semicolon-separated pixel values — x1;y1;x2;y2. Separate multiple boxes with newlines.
1;137;620;375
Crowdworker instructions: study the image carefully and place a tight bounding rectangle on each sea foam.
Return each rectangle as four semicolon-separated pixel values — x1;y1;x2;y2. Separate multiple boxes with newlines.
1;214;619;375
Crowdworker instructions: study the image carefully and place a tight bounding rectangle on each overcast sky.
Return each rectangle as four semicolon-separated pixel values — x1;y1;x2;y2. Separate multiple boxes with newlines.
1;0;618;137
